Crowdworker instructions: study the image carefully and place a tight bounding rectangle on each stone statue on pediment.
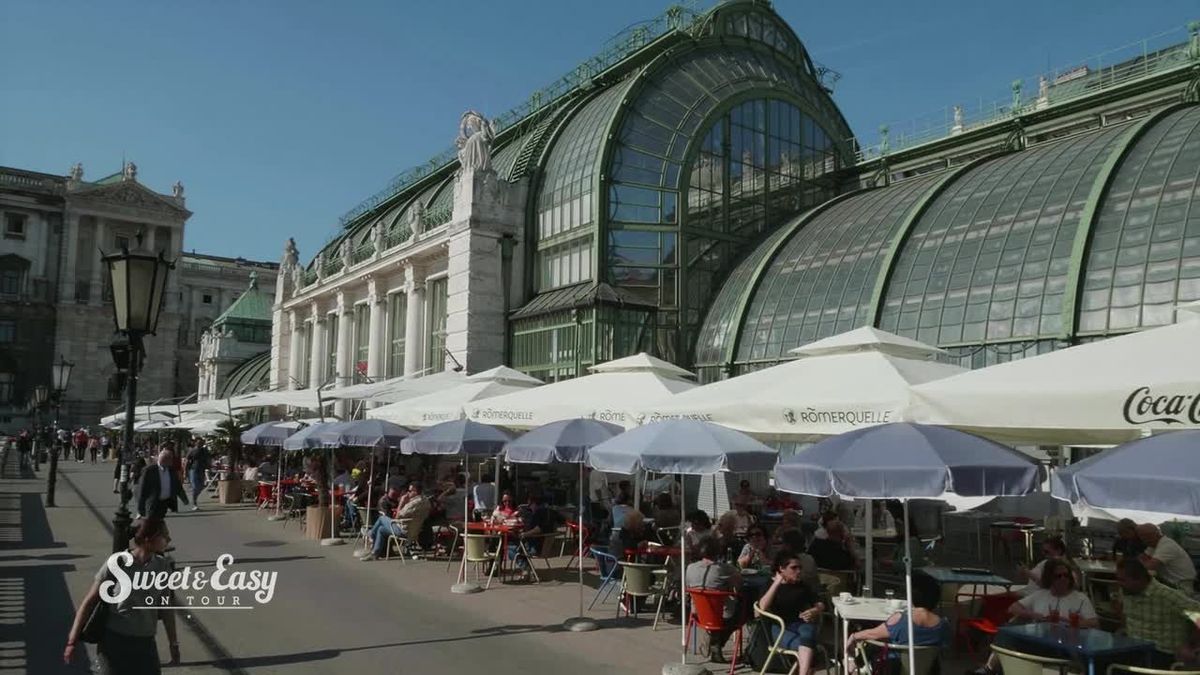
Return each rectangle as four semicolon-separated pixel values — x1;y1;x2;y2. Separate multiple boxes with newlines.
122;161;138;181
282;238;299;269
339;239;353;269
456;110;496;173
371;223;384;252
173;181;185;199
68;163;84;182
409;201;426;236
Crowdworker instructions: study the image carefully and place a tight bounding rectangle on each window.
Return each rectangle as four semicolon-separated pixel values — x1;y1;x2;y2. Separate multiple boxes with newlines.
0;320;13;343
0;269;20;296
202;294;213;304
387;293;407;378
115;235;131;250
326;314;339;384
4;214;26;240
426;277;448;374
298;324;313;388
0;373;12;404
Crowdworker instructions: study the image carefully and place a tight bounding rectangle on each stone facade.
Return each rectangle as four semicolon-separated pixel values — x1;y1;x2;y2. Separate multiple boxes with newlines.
0;163;276;429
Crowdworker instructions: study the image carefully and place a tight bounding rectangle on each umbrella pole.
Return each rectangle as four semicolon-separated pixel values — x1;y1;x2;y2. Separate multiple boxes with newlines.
363;449;375;548
321;447;344;546
563;461;597;631
679;474;687;665
865;499;873;593
268;449;285;521
904;499;915;675
451;454;482;594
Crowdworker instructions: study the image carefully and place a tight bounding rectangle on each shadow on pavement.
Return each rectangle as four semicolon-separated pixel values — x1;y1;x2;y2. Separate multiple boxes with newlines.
0;494;67;551
172;555;324;568
0;562;90;673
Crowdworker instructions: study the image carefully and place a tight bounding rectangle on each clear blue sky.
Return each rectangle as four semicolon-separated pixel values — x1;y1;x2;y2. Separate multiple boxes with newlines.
2;1;1196;263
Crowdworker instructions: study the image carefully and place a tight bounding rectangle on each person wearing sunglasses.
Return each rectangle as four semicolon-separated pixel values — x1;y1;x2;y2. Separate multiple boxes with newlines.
491;492;517;523
759;550;826;675
969;558;1098;675
738;528;770;571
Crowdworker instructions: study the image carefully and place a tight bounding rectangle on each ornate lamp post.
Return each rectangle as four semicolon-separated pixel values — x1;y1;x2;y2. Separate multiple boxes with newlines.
32;385;49;473
103;233;172;553
44;357;74;507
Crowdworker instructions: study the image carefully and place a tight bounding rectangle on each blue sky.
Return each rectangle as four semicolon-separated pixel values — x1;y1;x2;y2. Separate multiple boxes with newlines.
2;1;1196;263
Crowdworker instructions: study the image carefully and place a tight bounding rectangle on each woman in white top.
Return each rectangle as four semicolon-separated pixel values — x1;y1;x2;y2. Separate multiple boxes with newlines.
1018;535;1081;595
1012;557;1098;626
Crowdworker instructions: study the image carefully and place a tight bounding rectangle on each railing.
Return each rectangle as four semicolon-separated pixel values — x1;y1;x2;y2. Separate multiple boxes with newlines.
351;242;375;265
337;0;716;228
301;268;318;287
0;171;61;193
421;205;452;230
321;258;343;277
850;24;1198;163
382;226;411;251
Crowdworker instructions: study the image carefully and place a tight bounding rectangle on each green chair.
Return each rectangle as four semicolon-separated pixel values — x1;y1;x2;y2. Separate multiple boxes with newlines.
990;644;1071;675
461;533;500;590
864;640;939;675
616;562;666;628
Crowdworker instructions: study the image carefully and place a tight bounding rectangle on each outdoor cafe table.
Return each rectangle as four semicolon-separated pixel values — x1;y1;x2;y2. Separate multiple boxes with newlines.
989;521;1046;566
465;521;529;582
832;596;899;674
997;623;1156;675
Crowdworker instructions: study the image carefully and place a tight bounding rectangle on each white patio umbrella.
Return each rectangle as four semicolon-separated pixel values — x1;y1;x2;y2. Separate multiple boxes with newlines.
367;367;542;427
466;353;697;429
586;420;777;672
909;303;1200;445
775;423;1040;675
637;327;964;439
503;419;624;632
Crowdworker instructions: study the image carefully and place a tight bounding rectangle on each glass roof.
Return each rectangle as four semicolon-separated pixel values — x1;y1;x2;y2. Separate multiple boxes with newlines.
736;172;944;363
1079;105;1200;333
878;123;1129;346
218;350;271;398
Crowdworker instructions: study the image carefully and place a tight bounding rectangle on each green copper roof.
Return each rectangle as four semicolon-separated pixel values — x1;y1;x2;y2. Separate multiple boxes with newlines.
213;272;273;327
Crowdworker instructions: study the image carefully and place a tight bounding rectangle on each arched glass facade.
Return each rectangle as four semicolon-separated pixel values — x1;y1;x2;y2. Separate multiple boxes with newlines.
697;104;1200;374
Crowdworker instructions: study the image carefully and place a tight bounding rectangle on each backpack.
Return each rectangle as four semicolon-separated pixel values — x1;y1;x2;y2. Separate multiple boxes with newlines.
742;618;795;674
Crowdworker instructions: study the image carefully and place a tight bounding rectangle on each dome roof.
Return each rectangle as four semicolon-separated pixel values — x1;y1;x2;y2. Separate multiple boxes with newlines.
696;104;1200;374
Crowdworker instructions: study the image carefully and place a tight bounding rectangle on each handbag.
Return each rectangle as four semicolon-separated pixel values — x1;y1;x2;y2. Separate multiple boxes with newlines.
80;593;110;644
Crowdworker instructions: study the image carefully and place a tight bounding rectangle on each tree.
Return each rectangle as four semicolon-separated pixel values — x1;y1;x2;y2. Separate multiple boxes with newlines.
213;417;250;473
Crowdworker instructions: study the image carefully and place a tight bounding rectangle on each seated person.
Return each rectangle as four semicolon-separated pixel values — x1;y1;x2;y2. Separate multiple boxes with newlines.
771;510;807;556
491;491;517;522
738;527;771;571
714;511;745;561
439;474;467;524
759;549;826;675
393;482;432;549
1112;518;1146;559
610;493;635;531
508;491;553;581
685;510;713;559
685;535;742;664
732;479;760;510
846;573;949;675
242;465;259;482
1116;558;1200;667
808;519;858;571
764;489;800;512
1018;535;1081;593
1137;523;1197;591
651;492;681;531
814;511;840;540
610;511;652;560
359;487;402;561
970;559;1098;675
256;457;277;478
331;468;353;490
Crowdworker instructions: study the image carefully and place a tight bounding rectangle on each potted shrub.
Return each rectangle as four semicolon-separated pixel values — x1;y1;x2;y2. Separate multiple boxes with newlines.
304;452;340;540
215;418;250;504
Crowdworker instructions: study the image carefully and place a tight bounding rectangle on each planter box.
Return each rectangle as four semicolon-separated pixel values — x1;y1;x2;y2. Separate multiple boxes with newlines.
218;479;244;505
304;504;343;540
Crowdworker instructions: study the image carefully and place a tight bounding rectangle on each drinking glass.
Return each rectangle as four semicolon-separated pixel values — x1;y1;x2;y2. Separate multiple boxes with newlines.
884;589;895;601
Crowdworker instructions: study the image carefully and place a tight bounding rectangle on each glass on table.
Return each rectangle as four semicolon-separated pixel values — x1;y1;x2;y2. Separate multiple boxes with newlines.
884;589;895;602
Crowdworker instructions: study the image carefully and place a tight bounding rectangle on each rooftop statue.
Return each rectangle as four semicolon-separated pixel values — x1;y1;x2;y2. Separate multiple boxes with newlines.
282;238;300;269
122;161;137;181
173;181;185;199
456;110;496;172
68;162;84;182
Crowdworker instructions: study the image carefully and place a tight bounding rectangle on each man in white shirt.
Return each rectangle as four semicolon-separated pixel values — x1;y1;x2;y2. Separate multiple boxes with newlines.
588;467;613;522
1138;523;1197;591
472;474;496;517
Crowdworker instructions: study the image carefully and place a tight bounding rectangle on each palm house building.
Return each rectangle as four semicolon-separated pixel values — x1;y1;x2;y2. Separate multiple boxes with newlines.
270;0;1200;399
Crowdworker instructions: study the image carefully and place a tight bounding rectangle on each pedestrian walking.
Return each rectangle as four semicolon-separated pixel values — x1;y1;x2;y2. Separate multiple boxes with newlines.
72;428;87;462
64;517;181;674
183;438;210;511
56;427;69;461
100;434;111;461
136;449;188;519
88;434;100;463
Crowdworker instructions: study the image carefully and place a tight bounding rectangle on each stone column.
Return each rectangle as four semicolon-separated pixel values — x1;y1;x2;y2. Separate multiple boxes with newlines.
58;212;79;303
444;167;526;373
88;218;106;307
403;265;425;377
334;293;353;418
309;308;325;390
286;312;302;389
366;277;386;381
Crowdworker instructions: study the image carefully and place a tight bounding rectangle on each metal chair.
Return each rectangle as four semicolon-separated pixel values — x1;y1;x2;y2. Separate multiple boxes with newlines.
862;640;940;675
990;644;1071;675
588;547;621;610
958;591;1018;654
437;524;461;572
686;588;742;675
752;602;830;675
616;562;666;627
384;518;415;564
1108;665;1200;675
561;521;592;570
461;533;500;590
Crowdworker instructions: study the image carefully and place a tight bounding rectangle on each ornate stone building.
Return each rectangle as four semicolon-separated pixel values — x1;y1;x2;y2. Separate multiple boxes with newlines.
0;162;276;428
196;272;274;401
274;0;1200;399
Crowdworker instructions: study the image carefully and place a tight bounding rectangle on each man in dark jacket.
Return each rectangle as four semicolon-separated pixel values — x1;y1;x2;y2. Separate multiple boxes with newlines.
137;449;188;519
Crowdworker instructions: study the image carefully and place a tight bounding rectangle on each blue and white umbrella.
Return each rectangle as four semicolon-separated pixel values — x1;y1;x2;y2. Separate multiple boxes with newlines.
1051;430;1200;523
400;419;512;456
586;420;777;668
503;419;624;630
240;421;300;448
775;422;1040;675
282;422;335;452
308;419;411;449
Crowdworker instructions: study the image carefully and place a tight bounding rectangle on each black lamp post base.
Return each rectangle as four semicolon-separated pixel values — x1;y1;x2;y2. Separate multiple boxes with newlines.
112;502;132;554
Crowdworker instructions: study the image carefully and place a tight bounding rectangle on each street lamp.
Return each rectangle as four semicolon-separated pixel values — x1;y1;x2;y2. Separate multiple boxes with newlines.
103;233;173;553
32;385;49;473
44;357;73;507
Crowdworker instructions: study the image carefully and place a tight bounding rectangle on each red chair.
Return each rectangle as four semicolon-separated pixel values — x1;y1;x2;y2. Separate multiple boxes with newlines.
562;521;592;571
255;483;274;509
685;588;742;675
959;592;1019;654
